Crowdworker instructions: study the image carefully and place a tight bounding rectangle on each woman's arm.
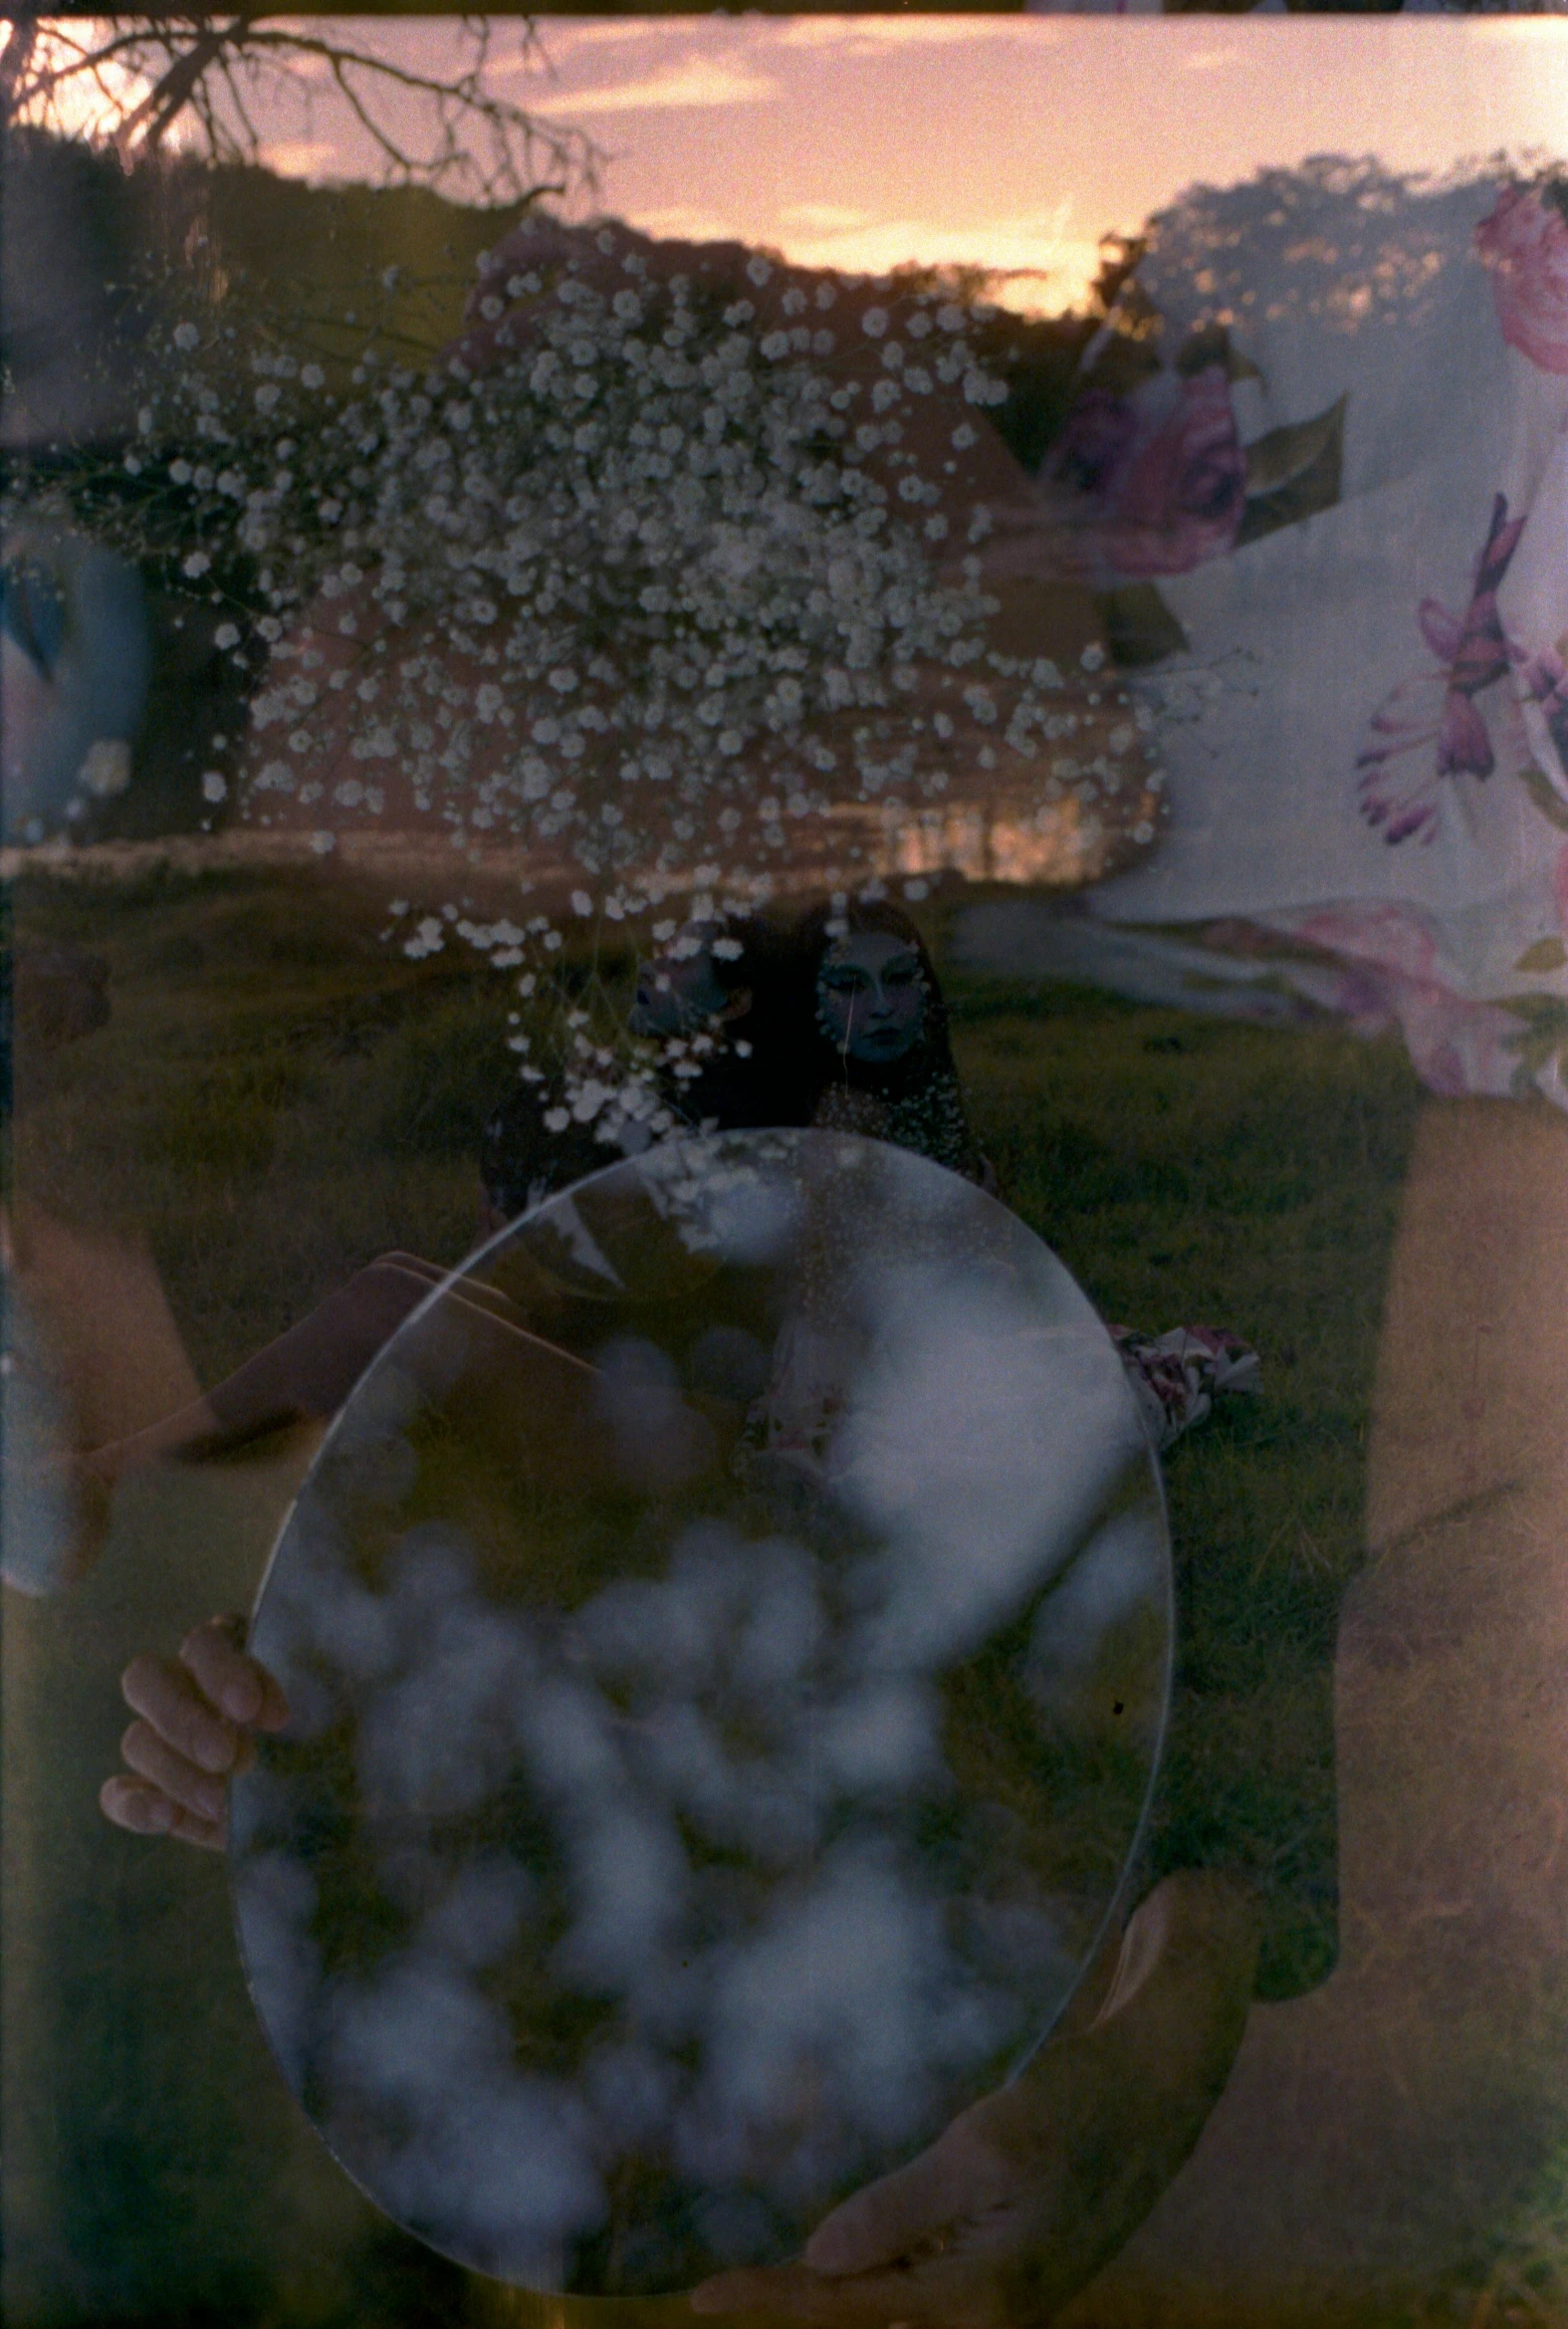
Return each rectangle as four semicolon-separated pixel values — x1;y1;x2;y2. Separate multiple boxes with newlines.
692;1870;1261;2329
82;1253;452;1482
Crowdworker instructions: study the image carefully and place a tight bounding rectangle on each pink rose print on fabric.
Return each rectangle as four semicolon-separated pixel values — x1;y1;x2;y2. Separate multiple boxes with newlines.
1262;903;1528;1101
1111;1324;1260;1454
1048;365;1246;580
1357;493;1526;843
1286;902;1440;988
1475;184;1568;378
1049;389;1140;500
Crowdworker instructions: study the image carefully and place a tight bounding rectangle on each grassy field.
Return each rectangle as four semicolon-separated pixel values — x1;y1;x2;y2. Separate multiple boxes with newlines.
5;857;1498;2326
7;859;1420;1432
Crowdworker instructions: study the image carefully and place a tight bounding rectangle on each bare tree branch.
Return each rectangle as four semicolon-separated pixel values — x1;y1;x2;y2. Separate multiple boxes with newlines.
4;14;600;205
0;17;39;116
211;39;261;162
112;15;248;156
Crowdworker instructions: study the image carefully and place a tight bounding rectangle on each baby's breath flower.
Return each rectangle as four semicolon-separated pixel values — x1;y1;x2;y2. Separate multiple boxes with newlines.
21;225;1156;1151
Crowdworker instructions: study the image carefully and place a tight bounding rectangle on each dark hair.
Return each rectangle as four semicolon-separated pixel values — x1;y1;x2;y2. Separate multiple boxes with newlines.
794;896;994;1189
664;911;819;1131
479;912;820;1219
479;899;994;1217
795;897;959;1097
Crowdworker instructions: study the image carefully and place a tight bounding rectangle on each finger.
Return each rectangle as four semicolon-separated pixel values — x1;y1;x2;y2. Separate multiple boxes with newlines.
121;1653;242;1774
803;2141;974;2278
119;1719;231;1828
178;1615;270;1724
99;1774;225;1852
178;1616;290;1731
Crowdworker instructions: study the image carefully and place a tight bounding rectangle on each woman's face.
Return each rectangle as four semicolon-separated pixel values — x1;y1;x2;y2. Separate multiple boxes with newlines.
629;930;737;1039
816;930;928;1063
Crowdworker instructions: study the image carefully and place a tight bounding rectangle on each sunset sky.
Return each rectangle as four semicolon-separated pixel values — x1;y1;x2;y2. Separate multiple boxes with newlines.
51;14;1568;309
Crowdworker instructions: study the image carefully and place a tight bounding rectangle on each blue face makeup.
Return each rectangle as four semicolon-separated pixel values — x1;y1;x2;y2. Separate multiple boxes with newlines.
815;932;927;1063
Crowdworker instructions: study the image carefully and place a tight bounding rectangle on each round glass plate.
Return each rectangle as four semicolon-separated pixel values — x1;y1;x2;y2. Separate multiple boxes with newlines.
230;1129;1172;2297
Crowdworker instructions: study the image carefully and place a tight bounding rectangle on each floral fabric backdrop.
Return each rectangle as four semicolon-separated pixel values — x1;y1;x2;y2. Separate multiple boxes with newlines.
9;145;1568;1114
991;164;1568;1107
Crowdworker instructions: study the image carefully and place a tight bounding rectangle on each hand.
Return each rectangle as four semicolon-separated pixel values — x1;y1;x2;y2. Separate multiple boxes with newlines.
690;1871;1260;2329
100;1614;289;1851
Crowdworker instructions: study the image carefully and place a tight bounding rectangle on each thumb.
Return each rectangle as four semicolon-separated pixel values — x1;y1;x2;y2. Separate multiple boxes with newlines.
804;2134;975;2277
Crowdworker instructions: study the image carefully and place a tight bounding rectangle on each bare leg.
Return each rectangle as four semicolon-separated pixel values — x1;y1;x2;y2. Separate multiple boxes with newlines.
1061;1098;1568;2323
86;1254;522;1481
2;1202;209;1592
4;1201;200;1451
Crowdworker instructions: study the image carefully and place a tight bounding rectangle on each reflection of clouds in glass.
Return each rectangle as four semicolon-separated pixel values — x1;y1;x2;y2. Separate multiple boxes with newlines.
569;1527;827;1863
583;2035;680;2148
645;1697;818;1864
234;1132;1170;2290
425;1857;535;1972
732;1546;825;1692
677;1838;1015;2200
245;1497;1032;2255
1024;1506;1170;1699
641;1137;803;1264
356;1534;536;1820
513;1662;693;1988
326;1946;604;2282
233;1852;320;2091
841;1265;1141;1670
819;1679;943;1795
251;1500;396;1737
569;1522;782;1695
558;1801;688;1991
593;1337;715;1491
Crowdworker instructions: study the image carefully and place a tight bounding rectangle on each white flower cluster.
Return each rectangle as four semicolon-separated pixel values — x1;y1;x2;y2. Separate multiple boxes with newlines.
231;254;1038;900
27;225;1162;1159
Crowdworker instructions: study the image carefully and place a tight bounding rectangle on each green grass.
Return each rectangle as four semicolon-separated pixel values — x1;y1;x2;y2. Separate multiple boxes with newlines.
8;866;547;1387
11;863;1422;2005
5;862;1435;2324
10;867;1421;1371
944;962;1421;2001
